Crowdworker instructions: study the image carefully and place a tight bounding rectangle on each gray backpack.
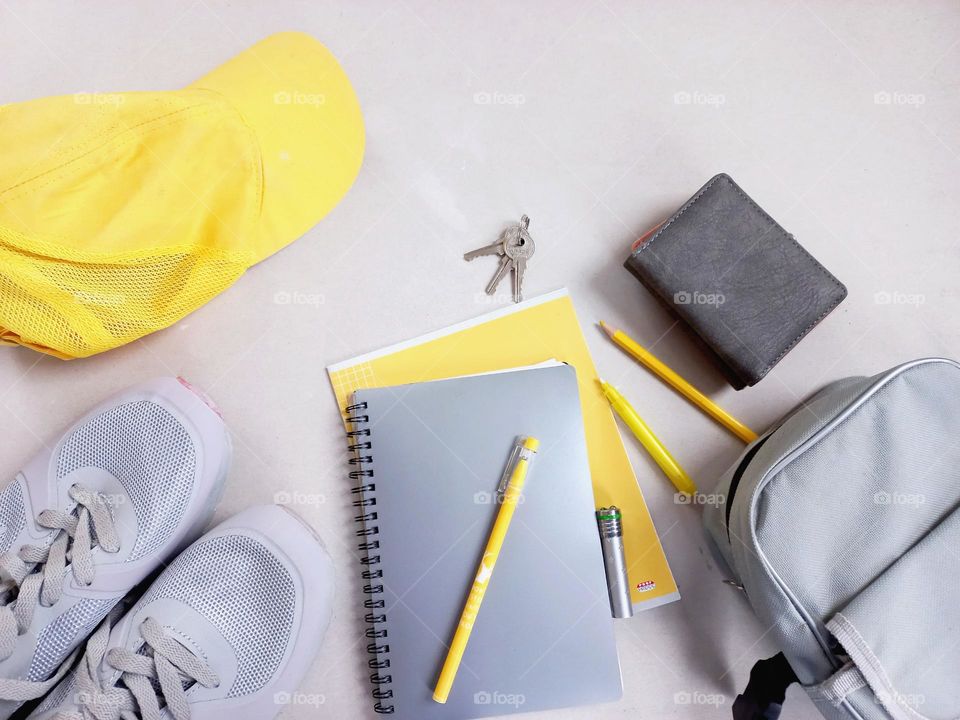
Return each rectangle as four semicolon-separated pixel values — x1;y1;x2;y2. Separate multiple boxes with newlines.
704;358;960;720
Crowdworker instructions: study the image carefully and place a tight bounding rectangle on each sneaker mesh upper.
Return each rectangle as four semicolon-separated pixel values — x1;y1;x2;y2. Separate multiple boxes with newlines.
134;534;297;698
27;598;116;681
32;671;75;714
56;401;197;561
0;481;25;554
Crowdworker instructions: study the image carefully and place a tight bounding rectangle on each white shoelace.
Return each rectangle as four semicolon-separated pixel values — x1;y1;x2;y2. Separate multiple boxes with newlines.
0;484;120;702
59;616;219;720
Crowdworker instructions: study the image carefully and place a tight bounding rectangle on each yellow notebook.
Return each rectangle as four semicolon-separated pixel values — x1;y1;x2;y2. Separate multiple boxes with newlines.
327;288;679;611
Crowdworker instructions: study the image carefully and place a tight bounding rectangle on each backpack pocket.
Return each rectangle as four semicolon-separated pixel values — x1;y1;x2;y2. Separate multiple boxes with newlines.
824;505;960;720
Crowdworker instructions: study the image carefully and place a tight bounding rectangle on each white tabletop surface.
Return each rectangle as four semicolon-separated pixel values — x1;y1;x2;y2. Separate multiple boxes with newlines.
2;2;959;718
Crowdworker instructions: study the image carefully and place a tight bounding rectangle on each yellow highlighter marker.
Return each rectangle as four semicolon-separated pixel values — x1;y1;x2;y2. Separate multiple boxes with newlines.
599;321;758;443
433;436;539;704
598;379;697;496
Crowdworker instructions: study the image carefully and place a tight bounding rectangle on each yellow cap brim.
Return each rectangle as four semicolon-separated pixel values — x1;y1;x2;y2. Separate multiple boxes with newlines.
189;32;364;263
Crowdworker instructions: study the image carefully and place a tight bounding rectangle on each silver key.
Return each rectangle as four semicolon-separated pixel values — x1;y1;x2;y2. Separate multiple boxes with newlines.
486;230;530;296
467;215;535;302
485;254;513;294
505;217;535;302
463;238;507;262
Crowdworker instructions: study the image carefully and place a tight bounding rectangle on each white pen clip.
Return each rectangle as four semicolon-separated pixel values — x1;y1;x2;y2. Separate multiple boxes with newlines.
496;436;537;496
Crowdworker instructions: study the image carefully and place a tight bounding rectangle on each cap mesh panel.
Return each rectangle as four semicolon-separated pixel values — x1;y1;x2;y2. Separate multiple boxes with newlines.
0;233;249;359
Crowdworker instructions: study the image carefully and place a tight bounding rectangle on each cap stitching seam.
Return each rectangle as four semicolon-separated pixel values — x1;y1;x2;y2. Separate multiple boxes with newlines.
0;104;222;203
0;224;255;265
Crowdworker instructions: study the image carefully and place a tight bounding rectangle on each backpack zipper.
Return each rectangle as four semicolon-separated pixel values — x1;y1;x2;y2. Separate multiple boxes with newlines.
721;374;868;540
724;433;772;540
729;359;959;673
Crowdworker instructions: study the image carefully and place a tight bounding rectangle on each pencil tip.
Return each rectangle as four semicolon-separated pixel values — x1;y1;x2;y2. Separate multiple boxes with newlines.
598;320;616;338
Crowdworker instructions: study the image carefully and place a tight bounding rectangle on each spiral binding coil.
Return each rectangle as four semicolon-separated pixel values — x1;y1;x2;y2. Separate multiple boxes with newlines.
347;401;394;714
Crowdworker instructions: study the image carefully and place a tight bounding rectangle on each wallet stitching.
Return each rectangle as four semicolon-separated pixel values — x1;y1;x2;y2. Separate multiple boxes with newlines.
632;174;724;256
631;174;846;382
758;290;844;378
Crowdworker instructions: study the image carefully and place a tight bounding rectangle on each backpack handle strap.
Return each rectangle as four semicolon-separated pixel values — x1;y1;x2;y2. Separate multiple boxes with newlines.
732;653;798;720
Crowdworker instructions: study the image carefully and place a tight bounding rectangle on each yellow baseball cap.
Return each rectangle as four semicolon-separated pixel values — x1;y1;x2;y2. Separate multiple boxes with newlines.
0;32;364;359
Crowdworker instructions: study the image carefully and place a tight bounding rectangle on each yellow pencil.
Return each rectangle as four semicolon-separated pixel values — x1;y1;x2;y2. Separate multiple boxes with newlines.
433;436;539;704
598;379;697;496
599;321;758;443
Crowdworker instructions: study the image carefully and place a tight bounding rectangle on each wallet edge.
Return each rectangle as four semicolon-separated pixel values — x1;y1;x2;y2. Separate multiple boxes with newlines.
624;173;848;388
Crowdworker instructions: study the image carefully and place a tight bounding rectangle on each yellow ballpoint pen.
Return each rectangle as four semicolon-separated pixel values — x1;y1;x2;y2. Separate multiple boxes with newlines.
598;379;698;496
433;436;539;704
599;321;758;443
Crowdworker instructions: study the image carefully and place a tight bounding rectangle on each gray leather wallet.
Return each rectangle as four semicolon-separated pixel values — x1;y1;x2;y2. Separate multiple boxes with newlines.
624;173;847;389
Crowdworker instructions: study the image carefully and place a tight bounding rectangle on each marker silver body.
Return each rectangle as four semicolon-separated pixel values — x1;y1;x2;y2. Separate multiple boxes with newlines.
596;507;633;618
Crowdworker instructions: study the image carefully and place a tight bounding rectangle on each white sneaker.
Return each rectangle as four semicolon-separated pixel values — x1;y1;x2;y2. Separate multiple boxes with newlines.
30;505;335;720
0;377;230;718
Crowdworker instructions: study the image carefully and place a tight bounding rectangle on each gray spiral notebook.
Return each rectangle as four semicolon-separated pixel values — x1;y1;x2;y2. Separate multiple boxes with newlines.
347;363;622;719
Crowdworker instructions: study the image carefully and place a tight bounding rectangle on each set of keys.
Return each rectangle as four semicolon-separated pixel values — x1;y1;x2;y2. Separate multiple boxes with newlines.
463;215;536;303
